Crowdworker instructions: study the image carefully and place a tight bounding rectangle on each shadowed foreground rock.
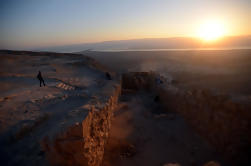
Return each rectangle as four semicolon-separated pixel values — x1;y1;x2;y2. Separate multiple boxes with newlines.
203;161;221;166
1;50;250;166
0;50;121;166
41;84;121;166
122;72;251;166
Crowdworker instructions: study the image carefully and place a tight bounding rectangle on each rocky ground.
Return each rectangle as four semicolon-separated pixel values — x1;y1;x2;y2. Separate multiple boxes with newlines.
0;50;116;165
102;92;225;166
1;50;250;166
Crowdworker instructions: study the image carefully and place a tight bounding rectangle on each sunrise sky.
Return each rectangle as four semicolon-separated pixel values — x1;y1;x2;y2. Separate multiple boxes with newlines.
0;0;250;50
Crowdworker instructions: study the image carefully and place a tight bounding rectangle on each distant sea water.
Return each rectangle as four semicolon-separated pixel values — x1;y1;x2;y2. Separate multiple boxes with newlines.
94;47;251;52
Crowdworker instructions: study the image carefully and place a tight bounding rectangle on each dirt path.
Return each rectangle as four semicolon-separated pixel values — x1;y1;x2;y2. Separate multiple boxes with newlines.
102;93;224;166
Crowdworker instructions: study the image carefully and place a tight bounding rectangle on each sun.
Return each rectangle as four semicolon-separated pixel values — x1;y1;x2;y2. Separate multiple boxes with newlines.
198;20;225;41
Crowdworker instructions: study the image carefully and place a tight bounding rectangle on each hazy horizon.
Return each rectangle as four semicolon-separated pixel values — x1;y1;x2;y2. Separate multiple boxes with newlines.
35;35;251;53
1;0;251;50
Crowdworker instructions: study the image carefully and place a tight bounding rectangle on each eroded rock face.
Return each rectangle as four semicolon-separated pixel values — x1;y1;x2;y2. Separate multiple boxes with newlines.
122;72;157;91
41;123;87;166
41;84;121;166
122;72;251;166
0;51;121;166
40;71;250;166
170;89;251;165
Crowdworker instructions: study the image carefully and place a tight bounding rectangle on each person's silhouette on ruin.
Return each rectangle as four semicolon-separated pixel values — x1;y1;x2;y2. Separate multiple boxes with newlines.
37;71;46;87
105;72;112;80
154;95;160;102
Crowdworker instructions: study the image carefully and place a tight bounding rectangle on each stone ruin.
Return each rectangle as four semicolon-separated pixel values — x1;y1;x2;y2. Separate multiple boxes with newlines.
122;72;251;166
41;71;251;166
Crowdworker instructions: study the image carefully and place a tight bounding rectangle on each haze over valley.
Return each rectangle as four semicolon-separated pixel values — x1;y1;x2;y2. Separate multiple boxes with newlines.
38;36;251;53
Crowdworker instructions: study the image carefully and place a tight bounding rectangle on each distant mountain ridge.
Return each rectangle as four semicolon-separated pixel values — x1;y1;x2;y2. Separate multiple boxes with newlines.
37;35;251;53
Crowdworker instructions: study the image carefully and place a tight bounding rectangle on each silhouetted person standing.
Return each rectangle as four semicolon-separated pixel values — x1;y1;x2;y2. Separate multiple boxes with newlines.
105;72;112;80
37;71;45;87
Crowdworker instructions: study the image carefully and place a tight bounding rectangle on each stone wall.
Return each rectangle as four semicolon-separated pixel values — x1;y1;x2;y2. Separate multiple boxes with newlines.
42;84;121;166
122;72;251;165
160;89;251;165
41;71;251;166
122;72;161;92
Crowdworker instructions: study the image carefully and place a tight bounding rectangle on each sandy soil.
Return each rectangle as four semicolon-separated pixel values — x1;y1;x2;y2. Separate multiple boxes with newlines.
102;93;225;166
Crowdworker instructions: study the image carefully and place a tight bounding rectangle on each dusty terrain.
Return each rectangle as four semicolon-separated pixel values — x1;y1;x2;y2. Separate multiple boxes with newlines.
0;51;111;133
0;49;250;166
82;49;251;166
102;93;224;166
0;50;116;165
83;49;251;96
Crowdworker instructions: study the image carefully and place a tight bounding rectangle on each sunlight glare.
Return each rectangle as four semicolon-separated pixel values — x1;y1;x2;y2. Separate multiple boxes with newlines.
198;21;225;41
